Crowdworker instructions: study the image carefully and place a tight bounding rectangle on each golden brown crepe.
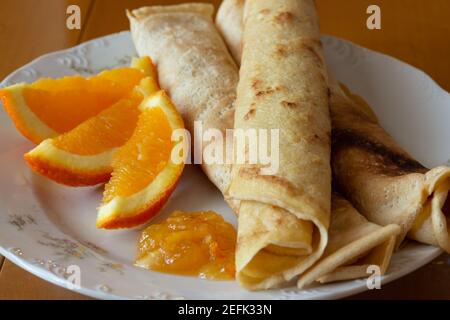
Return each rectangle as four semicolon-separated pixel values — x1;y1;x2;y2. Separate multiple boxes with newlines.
216;0;244;63
216;0;450;287
297;194;400;288
329;76;450;253
228;0;331;289
128;3;237;197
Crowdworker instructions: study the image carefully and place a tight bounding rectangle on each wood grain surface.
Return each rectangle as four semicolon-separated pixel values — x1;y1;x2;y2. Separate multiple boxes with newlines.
0;0;449;300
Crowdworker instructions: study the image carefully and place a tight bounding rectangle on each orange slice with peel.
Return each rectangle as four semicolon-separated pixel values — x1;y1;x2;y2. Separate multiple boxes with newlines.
24;77;160;186
0;56;155;144
97;91;187;229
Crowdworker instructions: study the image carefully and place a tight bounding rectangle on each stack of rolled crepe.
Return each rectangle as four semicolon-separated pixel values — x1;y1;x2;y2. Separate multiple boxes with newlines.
129;0;332;290
217;0;450;282
129;0;449;290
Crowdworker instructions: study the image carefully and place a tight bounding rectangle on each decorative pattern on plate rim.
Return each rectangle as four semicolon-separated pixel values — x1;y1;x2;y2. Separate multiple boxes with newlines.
8;212;37;231
97;262;125;275
135;293;185;300
37;231;95;260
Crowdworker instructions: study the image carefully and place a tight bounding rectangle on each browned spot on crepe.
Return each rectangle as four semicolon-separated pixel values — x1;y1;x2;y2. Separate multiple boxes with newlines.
332;128;427;175
236;0;245;8
281;101;297;108
238;166;262;177
308;133;331;148
275;45;288;57
244;104;257;120
252;80;284;97
239;167;301;197
256;88;276;97
251;79;261;90
273;11;295;24
274;39;324;67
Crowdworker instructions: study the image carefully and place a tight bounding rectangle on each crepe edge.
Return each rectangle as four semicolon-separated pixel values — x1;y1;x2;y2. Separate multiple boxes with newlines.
235;202;329;290
297;224;400;288
216;0;244;63
409;166;450;252
127;3;214;21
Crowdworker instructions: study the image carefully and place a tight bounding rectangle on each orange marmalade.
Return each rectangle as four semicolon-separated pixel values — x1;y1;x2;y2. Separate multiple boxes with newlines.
135;211;236;280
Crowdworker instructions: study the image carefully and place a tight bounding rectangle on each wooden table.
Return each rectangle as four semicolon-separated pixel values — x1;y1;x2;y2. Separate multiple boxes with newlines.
0;0;449;300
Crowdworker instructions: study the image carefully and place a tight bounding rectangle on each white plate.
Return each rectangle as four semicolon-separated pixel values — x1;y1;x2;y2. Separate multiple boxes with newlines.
0;31;448;300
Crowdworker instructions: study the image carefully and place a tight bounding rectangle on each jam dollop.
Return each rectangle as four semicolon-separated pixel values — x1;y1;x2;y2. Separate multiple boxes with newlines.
135;211;236;280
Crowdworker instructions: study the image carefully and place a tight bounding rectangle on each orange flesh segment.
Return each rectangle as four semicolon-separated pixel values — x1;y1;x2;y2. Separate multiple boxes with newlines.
23;68;145;133
136;211;236;280
103;106;173;202
52;92;143;155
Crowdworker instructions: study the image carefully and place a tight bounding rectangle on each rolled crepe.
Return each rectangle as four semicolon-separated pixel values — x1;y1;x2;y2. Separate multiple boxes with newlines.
228;0;331;289
216;0;244;63
329;77;450;252
297;194;400;288
217;0;450;254
128;3;237;197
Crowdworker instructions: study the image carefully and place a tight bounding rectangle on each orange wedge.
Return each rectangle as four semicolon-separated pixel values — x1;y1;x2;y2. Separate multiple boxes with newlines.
96;91;187;229
0;57;155;144
22;57;158;186
24;77;160;186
